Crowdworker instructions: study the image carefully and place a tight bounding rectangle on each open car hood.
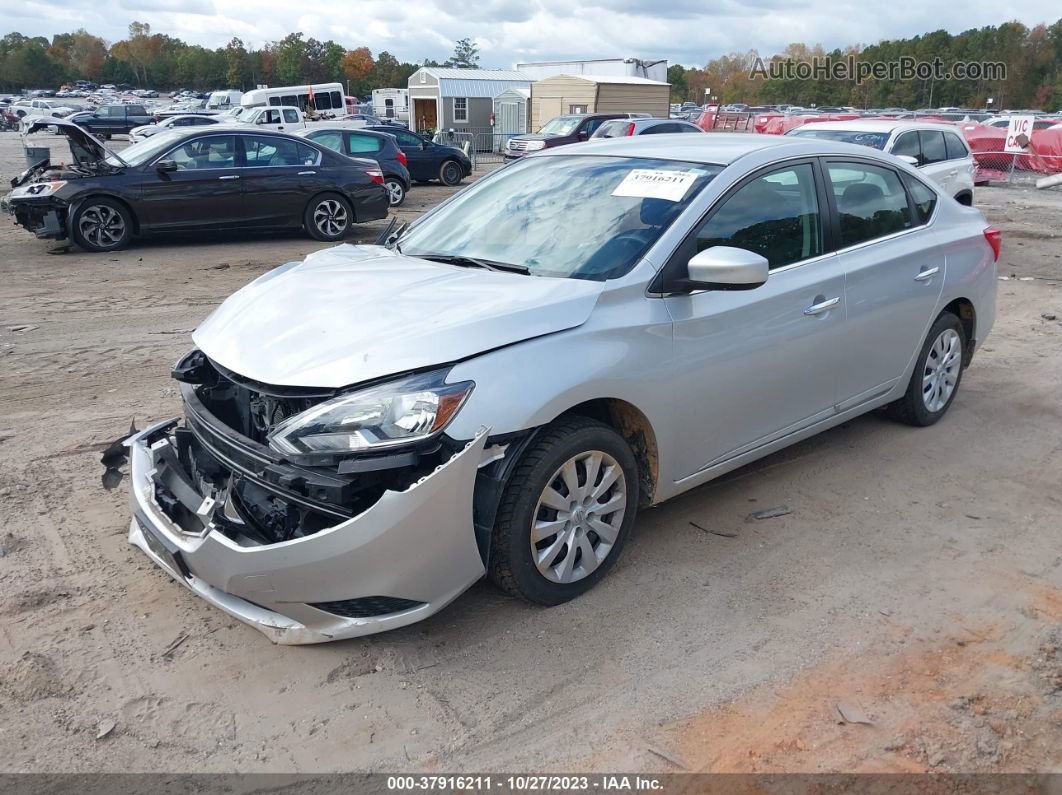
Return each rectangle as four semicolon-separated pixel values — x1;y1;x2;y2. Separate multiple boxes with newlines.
194;244;605;389
23;118;126;171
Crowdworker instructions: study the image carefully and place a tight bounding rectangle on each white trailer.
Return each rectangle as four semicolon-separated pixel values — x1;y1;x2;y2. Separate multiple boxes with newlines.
372;88;409;123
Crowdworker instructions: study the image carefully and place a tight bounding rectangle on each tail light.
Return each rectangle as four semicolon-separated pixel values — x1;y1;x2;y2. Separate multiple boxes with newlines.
396;150;408;167
366;168;384;184
626;122;637;136
983;227;1001;261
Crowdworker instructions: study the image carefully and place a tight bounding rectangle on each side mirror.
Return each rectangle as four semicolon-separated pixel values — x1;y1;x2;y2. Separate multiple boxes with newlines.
896;154;919;167
155;159;178;173
680;246;769;291
577;130;589;141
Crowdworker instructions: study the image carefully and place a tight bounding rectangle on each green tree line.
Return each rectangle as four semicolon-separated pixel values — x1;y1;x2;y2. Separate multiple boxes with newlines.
0;25;482;98
666;19;1062;110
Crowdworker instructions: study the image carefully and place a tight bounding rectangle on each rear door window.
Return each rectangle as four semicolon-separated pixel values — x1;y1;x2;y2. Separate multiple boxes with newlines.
944;131;968;160
905;176;938;224
695;163;822;269
827;161;913;247
347;133;383;154
243;135;304;166
918;131;947;164
167;135;237;170
311;131;344;153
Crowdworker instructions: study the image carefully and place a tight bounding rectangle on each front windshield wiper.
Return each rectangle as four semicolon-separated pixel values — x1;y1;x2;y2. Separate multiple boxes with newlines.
416;253;531;275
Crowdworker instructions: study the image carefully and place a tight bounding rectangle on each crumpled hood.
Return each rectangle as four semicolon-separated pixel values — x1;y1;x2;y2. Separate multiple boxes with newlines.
194;244;604;388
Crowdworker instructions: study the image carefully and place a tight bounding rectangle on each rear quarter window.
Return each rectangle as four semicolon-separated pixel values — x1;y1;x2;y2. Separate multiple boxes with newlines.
905;176;938;224
944;132;968;160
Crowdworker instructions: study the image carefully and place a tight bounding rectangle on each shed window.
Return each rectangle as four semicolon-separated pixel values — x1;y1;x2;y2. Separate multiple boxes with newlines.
569;104;588;114
454;97;468;122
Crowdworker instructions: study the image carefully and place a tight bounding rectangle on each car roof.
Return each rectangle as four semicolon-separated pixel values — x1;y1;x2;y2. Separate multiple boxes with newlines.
551;132;835;165
296;124;393;137
794;120;964;134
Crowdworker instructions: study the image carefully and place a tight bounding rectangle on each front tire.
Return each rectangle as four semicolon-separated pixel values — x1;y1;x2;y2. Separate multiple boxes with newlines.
70;198;132;252
888;311;966;426
439;160;464;186
304;194;352;241
489;417;639;606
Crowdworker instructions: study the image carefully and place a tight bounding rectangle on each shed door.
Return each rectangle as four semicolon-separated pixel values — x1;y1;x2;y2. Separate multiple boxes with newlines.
497;101;522;136
413;98;437;133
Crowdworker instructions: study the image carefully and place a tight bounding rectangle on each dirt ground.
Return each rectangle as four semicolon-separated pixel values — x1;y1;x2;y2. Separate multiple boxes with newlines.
0;130;1059;775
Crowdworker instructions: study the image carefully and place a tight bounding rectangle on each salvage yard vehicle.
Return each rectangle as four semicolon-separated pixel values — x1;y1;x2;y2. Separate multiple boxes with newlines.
591;117;705;138
361;125;471;186
295;126;411;206
65;103;155;138
503;113;651;160
128;113;222;143
787;120;977;205
122;134;998;644
223;105;306;133
2;119;388;251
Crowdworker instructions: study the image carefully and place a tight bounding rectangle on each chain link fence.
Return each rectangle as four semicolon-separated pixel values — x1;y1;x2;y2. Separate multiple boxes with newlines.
971;150;1062;187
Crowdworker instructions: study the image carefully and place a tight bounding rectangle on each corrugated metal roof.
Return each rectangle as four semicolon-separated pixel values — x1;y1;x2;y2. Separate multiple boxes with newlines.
422;68;532;81
547;74;669;86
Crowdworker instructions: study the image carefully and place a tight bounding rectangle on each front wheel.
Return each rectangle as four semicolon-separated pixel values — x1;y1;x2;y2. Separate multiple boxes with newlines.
304;194;352;241
439;160;464;186
71;198;133;252
383;177;406;207
489;417;639;606
888;311;966;426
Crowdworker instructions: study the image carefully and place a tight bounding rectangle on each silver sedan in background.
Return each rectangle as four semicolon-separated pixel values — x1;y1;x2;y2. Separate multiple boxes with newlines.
124;135;998;643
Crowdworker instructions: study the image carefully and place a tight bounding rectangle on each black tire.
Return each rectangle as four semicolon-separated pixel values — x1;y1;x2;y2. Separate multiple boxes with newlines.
438;159;464;186
383;177;406;207
888;311;966;426
488;416;639;606
70;197;133;252
304;193;352;241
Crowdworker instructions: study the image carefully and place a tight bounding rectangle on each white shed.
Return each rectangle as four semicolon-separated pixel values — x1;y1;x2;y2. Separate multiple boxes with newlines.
493;87;530;138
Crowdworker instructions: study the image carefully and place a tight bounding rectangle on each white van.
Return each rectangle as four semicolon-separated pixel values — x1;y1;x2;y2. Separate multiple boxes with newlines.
371;88;409;123
206;89;243;110
241;83;347;116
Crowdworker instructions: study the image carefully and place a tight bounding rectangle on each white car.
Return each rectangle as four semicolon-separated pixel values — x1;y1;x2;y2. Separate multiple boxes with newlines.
129;114;220;143
788;121;976;204
217;105;306;133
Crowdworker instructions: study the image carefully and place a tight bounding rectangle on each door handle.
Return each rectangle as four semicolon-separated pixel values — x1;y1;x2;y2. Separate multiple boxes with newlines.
217;175;240;180
803;297;840;316
297;170;316;175
914;266;940;282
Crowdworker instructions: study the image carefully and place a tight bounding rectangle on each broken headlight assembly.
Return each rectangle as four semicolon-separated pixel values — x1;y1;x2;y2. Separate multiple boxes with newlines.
11;180;67;198
267;369;474;461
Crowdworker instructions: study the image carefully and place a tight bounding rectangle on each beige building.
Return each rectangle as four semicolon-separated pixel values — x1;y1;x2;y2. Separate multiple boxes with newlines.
529;74;671;131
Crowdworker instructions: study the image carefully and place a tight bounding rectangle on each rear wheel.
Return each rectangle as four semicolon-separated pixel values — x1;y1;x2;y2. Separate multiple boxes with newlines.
489;417;639;605
70;198;132;252
439;160;464;186
888;311;966;426
304;194;352;241
383;177;406;207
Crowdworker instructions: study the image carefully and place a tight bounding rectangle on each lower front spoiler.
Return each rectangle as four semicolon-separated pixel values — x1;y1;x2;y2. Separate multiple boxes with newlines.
127;420;489;644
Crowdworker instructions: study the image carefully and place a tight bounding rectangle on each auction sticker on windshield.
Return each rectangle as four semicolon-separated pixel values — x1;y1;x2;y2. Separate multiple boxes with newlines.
612;169;699;201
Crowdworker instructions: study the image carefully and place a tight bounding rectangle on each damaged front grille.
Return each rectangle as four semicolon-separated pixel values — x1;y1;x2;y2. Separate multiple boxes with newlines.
163;349;459;546
308;596;425;618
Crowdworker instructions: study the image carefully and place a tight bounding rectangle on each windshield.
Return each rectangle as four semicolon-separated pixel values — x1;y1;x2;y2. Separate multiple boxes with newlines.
106;130;185;167
399;155;721;281
788;129;890;149
539;116;582;136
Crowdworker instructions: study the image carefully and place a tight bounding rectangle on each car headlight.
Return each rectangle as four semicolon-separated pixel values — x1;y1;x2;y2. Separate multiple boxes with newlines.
525;140;546;151
267;369;474;460
11;180;66;198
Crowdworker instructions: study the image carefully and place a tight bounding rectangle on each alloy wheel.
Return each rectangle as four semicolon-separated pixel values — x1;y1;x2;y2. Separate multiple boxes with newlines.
313;199;348;237
922;328;962;412
385;180;404;206
531;450;626;584
78;204;126;249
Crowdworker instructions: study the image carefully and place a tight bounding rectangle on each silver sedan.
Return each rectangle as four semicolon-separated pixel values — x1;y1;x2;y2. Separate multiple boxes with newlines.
125;134;998;643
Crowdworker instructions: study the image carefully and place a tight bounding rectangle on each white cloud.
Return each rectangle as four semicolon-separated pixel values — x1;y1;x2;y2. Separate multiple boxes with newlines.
3;0;1056;68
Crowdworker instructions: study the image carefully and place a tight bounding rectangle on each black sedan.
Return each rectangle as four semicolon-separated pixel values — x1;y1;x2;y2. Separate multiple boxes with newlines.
361;125;472;186
294;126;411;207
3;120;390;252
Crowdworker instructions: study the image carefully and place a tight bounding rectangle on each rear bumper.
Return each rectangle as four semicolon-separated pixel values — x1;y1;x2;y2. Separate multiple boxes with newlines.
126;417;488;644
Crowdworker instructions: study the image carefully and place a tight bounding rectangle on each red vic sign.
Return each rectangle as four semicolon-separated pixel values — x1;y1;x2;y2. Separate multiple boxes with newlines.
1004;116;1034;153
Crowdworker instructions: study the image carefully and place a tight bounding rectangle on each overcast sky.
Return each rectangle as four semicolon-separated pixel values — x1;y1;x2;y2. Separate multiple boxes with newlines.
2;0;1056;66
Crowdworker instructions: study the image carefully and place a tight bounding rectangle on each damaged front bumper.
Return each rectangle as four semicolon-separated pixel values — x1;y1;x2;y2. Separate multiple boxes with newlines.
126;417;489;644
1;195;66;240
